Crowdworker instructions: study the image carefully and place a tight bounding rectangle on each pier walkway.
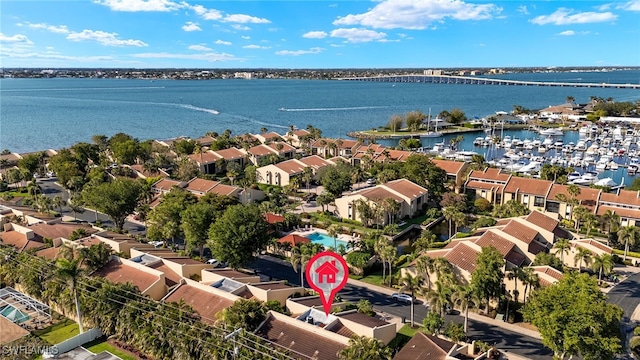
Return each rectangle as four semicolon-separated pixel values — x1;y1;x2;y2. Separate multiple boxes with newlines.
336;74;640;89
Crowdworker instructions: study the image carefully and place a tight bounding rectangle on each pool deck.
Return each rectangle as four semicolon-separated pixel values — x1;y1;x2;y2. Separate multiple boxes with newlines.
289;227;359;244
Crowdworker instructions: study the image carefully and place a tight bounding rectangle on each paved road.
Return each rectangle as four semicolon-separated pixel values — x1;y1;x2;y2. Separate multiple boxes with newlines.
248;254;553;360
37;178;145;235
608;271;640;359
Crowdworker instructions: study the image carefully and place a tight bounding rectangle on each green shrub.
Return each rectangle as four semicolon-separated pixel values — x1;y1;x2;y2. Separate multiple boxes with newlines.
431;241;450;249
473;216;497;229
455;232;471;238
613;249;640;259
630;336;640;350
634;327;640;336
474;198;493;212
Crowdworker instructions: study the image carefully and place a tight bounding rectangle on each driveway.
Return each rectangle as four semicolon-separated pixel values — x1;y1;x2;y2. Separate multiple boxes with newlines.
248;254;553;360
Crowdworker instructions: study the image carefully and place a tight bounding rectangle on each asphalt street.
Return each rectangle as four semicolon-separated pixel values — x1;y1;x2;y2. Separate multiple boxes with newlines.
248;254;553;360
37;178;145;235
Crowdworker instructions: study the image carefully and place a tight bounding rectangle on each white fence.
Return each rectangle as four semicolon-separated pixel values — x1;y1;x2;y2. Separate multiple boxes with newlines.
43;327;102;358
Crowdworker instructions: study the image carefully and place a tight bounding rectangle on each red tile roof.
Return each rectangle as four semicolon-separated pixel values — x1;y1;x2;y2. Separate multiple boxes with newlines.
338;312;389;327
0;231;46;252
248;144;276;157
600;190;640;207
526;211;560;232
393;332;454;360
298;155;332;170
255;314;346;360
383;179;428;199
278;234;311;246
501;221;539;244
268;142;295;153
29;223;98;240
573;239;612;254
431;159;466;175
469;167;510;182
359;187;404;203
94;260;160;293
213;147;246;161
504;177;553;196
149;263;183;288
265;213;285;224
596;205;640;220
185;178;218;193
188;151;221;164
35;246;61;260
444;243;480;274
164;284;233;325
274;159;307;175
153;178;182;192
548;184;600;212
475;231;516;257
531;266;564;281
465;180;506;192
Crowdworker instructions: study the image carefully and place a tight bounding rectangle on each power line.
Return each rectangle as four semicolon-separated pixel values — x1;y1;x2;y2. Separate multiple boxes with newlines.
0;248;308;360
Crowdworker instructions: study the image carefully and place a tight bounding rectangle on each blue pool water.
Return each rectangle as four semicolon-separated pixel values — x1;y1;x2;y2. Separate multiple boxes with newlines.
306;232;349;249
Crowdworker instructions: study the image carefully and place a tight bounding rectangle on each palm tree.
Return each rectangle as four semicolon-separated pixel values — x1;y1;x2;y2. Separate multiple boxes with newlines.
383;245;397;287
398;273;423;327
574;247;593;272
414;230;436;253
337;335;391;360
425;281;452;316
302;167;313;193
521;267;539;308
592;253;614;283
553;238;571;266
443;206;460;239
415;256;436;291
507;266;526;313
601;210;620;233
52;195;65;214
617;226;639;261
451;285;480;336
290;243;322;287
327;224;340;251
56;256;85;333
583;213;598;238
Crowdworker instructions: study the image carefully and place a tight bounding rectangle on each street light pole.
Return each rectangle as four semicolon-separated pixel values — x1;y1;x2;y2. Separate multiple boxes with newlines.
224;328;243;360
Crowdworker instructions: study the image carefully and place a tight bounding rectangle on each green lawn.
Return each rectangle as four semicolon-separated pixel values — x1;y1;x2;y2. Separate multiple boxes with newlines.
33;319;79;345
398;323;421;337
352;265;405;288
84;338;138;360
387;324;421;351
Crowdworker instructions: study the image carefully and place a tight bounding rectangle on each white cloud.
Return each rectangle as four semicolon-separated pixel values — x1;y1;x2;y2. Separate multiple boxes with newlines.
557;30;590;36
329;3;338;7
215;39;232;45
275;47;325;56
189;44;211;51
241;36;251;40
530;8;617;25
618;0;640;11
67;30;148;47
377;38;400;43
190;4;223;20
26;23;70;34
303;31;328;39
94;0;181;12
330;28;387;43
517;5;529;15
333;0;501;30
330;44;344;47
182;22;201;31
132;51;240;62
223;14;270;24
232;24;251;31
0;33;33;44
243;44;270;49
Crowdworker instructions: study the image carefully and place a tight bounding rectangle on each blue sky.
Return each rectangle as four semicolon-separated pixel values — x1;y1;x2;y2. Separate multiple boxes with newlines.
1;0;639;68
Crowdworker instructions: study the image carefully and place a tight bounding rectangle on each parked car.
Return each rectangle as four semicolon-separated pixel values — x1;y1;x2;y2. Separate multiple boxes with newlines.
391;293;414;304
366;178;376;185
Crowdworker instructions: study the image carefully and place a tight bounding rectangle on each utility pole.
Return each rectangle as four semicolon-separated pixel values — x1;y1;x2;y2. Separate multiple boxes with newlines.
224;328;243;359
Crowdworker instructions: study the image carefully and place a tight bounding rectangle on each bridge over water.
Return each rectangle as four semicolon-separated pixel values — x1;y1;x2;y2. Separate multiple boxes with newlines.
336;74;640;89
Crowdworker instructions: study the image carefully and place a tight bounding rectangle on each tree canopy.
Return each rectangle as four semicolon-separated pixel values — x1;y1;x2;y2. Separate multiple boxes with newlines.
523;272;623;360
208;204;270;268
81;178;144;230
470;246;504;313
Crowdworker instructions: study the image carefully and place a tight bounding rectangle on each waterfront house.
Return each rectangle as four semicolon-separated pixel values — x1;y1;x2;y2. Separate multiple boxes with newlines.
211;147;247;169
245;143;296;166
546;184;601;220
465;167;511;204
254;131;284;144
431;159;469;192
502;177;553;212
256;156;333;187
311;138;360;158
335;179;428;226
188;150;222;174
595;189;640;227
283;129;312;148
183;178;263;204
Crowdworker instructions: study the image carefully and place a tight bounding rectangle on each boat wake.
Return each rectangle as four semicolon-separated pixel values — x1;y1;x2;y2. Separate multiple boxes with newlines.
279;106;388;112
178;104;220;115
225;114;288;130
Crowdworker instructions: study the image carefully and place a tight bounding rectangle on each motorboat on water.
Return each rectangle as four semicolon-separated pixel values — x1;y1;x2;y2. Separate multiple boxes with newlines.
539;128;564;136
422;131;443;138
594;177;618;188
567;172;582;182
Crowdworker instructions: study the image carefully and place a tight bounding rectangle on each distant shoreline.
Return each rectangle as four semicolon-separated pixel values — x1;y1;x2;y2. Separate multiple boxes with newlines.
347;124;544;140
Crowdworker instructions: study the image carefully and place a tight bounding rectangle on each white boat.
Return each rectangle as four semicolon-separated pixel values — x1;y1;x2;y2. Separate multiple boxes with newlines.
568;172;581;182
594;177;618;188
540;128;564;136
422;132;443;138
519;161;541;174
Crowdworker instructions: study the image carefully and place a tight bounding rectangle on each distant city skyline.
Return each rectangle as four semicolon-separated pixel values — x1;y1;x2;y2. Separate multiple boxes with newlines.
1;0;639;69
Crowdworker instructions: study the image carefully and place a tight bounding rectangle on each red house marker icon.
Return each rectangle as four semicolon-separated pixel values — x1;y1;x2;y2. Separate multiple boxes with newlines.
315;260;339;284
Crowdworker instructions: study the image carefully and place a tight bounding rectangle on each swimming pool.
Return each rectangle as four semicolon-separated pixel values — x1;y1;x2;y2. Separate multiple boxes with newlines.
306;232;349;250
